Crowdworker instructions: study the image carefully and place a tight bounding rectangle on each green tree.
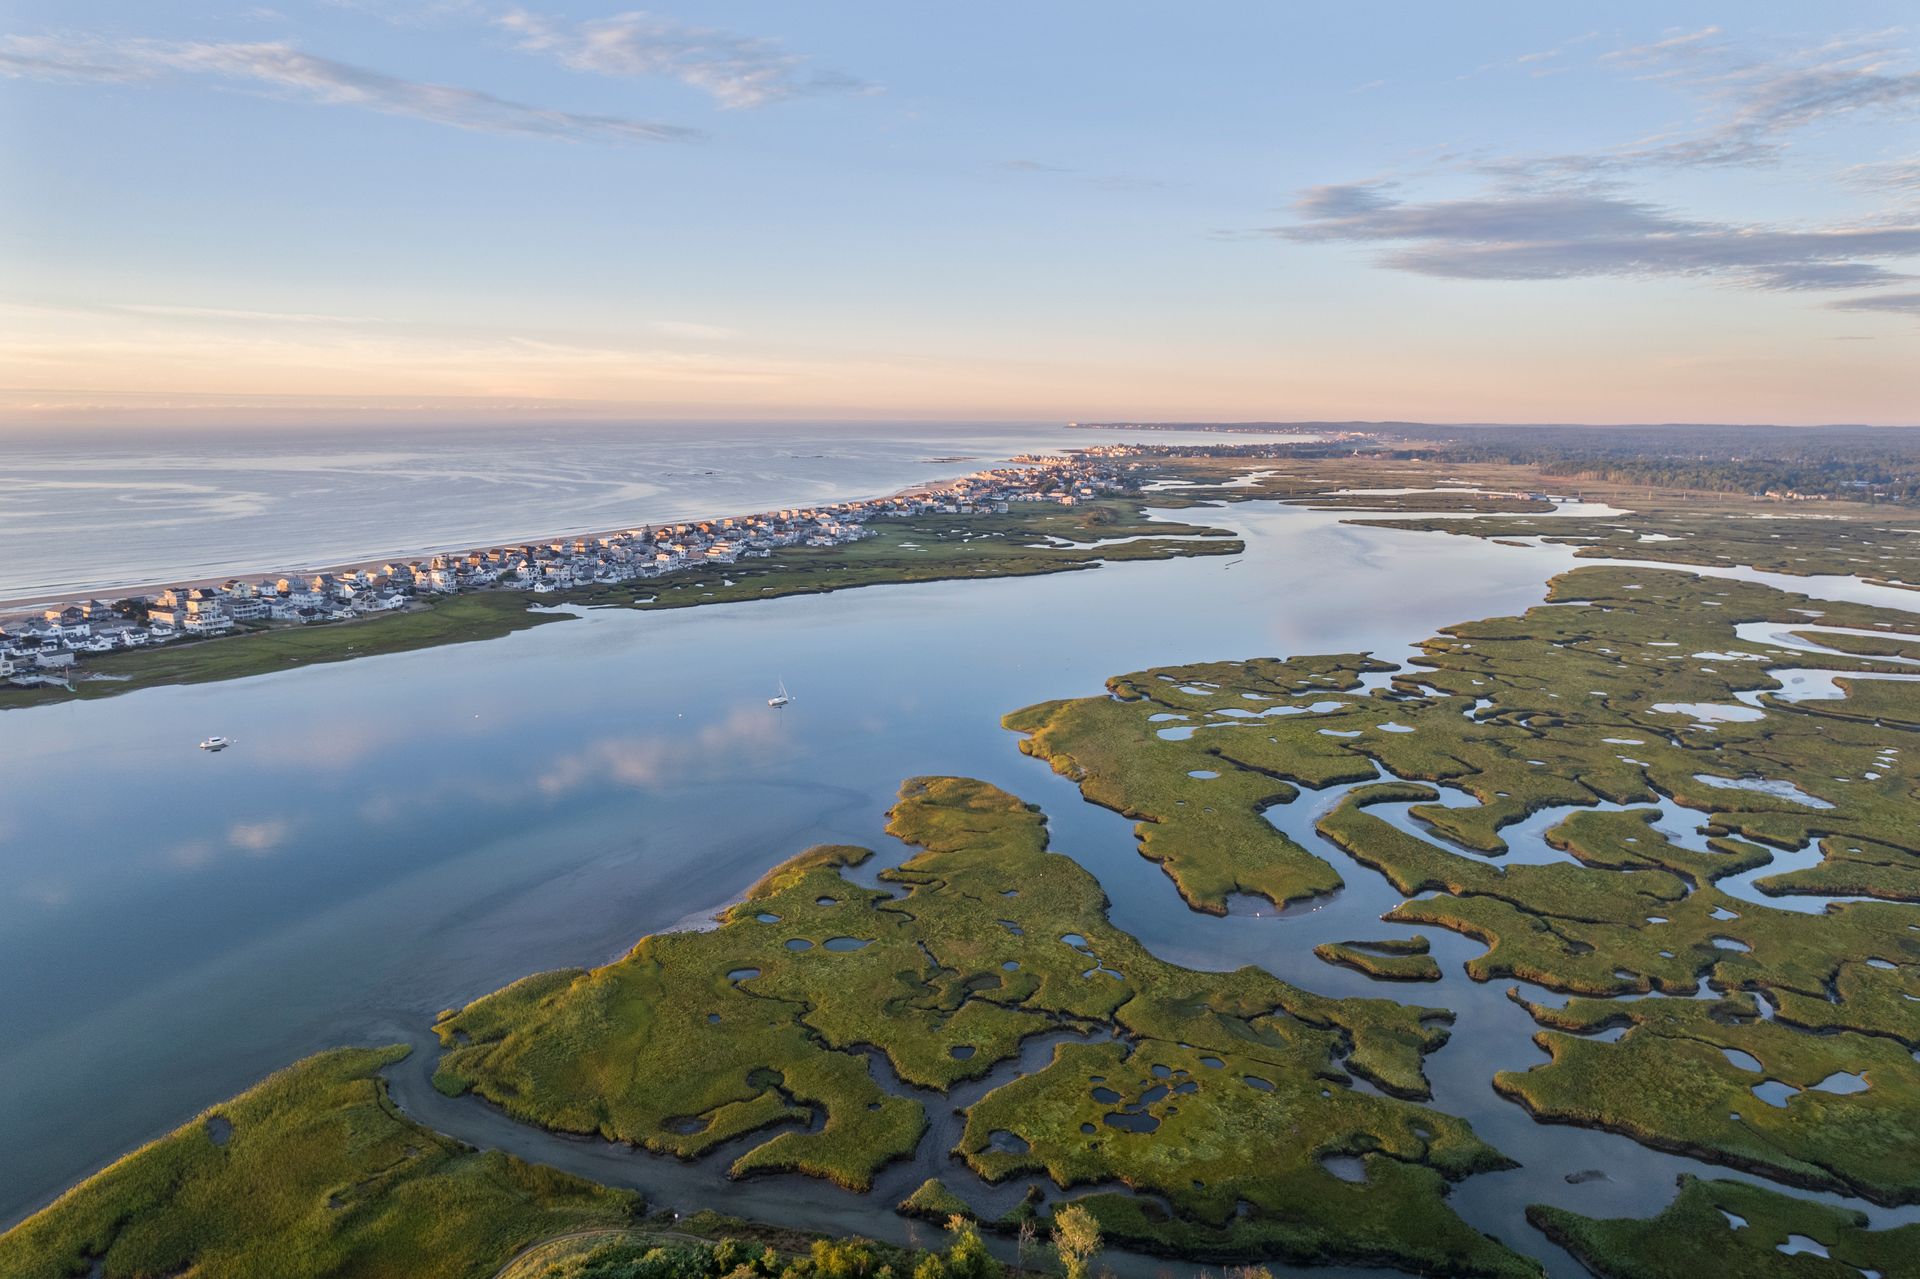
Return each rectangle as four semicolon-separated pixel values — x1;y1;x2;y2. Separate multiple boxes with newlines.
940;1215;999;1279
811;1237;880;1279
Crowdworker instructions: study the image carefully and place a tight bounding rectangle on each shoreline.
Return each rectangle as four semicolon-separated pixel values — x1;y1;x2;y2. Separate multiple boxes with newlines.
0;483;1245;710
0;460;1040;615
1;425;1326;612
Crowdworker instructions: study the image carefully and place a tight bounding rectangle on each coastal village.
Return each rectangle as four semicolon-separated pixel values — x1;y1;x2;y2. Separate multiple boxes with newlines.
0;454;1129;688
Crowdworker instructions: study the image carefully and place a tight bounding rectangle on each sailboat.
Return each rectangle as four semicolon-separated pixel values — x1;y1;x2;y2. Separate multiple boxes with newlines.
768;679;793;709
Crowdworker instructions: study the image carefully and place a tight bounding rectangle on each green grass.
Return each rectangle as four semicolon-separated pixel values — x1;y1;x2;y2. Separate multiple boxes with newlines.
1528;1175;1920;1279
433;776;1532;1276
0;1045;637;1279
1005;561;1920;1211
1352;500;1920;588
1132;456;1560;516
1003;652;1392;913
897;1178;975;1224
957;1039;1532;1277
1497;991;1920;1204
1314;937;1442;982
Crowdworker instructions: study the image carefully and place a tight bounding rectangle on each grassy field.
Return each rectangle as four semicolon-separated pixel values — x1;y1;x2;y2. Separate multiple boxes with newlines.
1007;561;1920;1208
1497;989;1920;1205
433;776;1535;1277
956;1036;1530;1276
1352;496;1920;587
1313;937;1442;982
0;1046;638;1279
1003;650;1393;913
1528;1175;1920;1279
1131;455;1565;514
1140;451;1920;588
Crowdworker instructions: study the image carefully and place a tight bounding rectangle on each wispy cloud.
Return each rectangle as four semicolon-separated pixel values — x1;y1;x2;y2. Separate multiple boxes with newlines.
495;8;872;109
535;707;784;796
1257;28;1920;320
0;33;700;143
103;300;734;340
229;819;290;852
116;302;393;324
1271;182;1920;293
1497;27;1920;177
646;319;737;341
1829;290;1920;314
1459;30;1598;82
0;36;143;83
1841;156;1920;195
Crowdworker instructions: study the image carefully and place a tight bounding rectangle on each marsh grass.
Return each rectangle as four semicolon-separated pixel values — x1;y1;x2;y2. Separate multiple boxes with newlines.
0;1045;637;1279
1528;1175;1920;1278
434;776;1530;1275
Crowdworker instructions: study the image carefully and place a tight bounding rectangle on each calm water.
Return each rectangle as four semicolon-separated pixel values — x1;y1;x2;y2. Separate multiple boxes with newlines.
0;422;1306;606
5;497;1917;1275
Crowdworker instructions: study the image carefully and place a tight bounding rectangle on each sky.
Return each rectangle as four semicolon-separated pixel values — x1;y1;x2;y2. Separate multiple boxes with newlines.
2;2;1918;428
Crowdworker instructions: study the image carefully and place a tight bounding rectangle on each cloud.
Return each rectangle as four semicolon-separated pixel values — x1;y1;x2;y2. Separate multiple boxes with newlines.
19;878;72;909
154;820;291;871
229;818;290;852
1493;27;1920;178
495;8;871;109
0;34;700;143
1458;30;1599;82
1841;156;1920;195
116;302;393;324
0;36;143;83
1271;182;1920;293
1828;290;1920;315
535;706;784;796
320;0;487;20
104;301;735;340
646;319;737;340
1258;28;1920;320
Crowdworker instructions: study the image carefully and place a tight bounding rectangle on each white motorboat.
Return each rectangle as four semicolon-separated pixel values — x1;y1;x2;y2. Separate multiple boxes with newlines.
199;736;234;751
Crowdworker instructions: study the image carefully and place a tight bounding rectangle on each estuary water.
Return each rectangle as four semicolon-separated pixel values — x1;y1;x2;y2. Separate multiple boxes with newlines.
4;495;1917;1276
0;421;1305;607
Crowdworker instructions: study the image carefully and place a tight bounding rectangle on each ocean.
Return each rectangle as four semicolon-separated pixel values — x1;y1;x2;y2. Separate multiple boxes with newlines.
0;421;1303;607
